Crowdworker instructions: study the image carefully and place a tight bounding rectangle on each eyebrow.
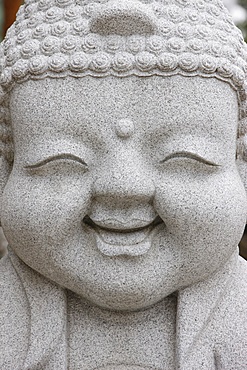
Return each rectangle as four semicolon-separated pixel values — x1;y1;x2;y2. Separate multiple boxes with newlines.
25;153;87;169
160;151;220;167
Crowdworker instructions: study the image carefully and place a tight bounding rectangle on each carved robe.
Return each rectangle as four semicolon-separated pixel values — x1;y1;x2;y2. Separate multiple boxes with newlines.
1;248;247;370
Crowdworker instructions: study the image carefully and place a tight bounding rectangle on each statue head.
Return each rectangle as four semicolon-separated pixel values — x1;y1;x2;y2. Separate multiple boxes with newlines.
0;0;247;311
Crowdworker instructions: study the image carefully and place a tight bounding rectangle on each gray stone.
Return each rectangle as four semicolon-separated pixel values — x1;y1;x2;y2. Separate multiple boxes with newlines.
0;227;7;258
0;0;247;369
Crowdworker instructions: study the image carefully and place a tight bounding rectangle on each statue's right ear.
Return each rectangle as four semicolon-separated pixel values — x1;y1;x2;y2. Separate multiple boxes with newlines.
0;155;11;224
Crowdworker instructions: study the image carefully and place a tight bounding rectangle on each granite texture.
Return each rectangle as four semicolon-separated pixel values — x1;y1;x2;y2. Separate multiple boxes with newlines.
0;227;7;258
0;0;247;369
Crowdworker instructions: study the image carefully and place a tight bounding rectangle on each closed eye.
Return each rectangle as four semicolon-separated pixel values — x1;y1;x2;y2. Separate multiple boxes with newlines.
160;151;220;167
25;153;88;169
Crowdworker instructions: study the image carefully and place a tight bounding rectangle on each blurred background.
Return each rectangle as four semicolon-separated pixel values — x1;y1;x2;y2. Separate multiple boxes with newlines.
0;0;247;259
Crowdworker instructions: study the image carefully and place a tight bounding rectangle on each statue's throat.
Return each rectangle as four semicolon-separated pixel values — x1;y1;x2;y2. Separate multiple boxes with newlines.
67;291;177;370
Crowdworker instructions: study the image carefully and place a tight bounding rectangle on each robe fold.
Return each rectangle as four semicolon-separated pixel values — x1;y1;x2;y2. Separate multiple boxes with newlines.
1;248;247;370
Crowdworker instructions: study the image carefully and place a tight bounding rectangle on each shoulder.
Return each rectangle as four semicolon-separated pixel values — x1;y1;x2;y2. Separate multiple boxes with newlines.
216;256;247;330
0;254;29;369
227;256;247;313
212;256;247;369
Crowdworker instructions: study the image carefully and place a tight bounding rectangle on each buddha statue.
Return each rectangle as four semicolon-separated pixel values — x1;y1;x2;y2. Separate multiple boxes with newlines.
1;0;247;369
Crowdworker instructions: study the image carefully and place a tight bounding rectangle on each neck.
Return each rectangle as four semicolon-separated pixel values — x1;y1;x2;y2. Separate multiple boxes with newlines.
67;291;177;370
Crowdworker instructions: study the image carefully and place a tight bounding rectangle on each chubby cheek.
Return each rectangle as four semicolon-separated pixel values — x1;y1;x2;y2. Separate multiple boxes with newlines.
154;169;247;275
1;171;93;259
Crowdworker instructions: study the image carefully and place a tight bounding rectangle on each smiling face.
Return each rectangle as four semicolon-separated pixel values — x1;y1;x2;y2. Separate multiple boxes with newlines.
1;75;246;310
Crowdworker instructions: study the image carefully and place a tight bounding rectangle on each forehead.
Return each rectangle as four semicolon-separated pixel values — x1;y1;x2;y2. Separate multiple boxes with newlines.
10;75;238;159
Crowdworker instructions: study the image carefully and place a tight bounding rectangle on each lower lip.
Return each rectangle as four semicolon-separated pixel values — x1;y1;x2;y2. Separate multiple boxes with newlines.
96;234;152;257
93;225;158;257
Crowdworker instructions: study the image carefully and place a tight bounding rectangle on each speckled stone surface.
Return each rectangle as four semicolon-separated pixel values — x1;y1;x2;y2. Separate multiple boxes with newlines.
1;0;247;369
0;227;7;257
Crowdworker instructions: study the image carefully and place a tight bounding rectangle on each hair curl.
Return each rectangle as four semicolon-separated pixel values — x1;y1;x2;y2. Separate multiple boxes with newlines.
0;0;247;165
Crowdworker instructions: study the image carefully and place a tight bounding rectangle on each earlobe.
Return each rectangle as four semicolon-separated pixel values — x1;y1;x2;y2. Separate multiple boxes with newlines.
237;158;247;222
237;158;247;188
0;155;11;225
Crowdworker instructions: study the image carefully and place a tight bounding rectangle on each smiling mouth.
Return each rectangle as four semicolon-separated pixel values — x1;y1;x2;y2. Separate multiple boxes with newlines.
83;215;163;257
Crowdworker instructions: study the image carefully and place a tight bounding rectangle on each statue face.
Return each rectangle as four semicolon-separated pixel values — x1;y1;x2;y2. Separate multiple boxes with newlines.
2;75;246;310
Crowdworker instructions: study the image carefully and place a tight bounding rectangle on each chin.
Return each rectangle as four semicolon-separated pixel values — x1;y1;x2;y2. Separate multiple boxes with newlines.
82;288;167;311
66;267;176;311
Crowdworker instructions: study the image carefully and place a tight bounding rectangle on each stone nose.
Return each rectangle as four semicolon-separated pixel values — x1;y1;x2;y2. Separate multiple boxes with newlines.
92;152;155;204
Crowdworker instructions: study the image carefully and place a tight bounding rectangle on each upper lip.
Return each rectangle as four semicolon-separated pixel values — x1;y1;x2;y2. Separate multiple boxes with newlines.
83;215;163;232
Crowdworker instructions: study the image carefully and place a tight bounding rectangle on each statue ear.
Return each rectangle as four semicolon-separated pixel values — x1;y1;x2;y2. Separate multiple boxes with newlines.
237;158;247;222
237;128;247;219
238;159;247;187
0;156;11;224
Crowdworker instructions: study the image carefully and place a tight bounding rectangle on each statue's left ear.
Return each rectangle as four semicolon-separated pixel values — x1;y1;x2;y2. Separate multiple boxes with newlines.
237;157;247;222
237;156;247;183
236;128;247;194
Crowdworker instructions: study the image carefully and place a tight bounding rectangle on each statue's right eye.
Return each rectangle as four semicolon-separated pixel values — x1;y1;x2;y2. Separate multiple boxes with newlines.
24;153;88;170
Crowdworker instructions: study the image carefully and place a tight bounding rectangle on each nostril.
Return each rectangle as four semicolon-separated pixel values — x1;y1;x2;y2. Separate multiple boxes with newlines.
83;215;94;228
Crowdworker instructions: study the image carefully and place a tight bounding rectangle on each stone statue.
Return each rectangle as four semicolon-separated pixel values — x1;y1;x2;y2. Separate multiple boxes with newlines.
1;0;247;369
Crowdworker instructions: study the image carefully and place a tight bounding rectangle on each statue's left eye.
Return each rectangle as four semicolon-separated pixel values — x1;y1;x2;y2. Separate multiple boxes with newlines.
160;151;219;167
